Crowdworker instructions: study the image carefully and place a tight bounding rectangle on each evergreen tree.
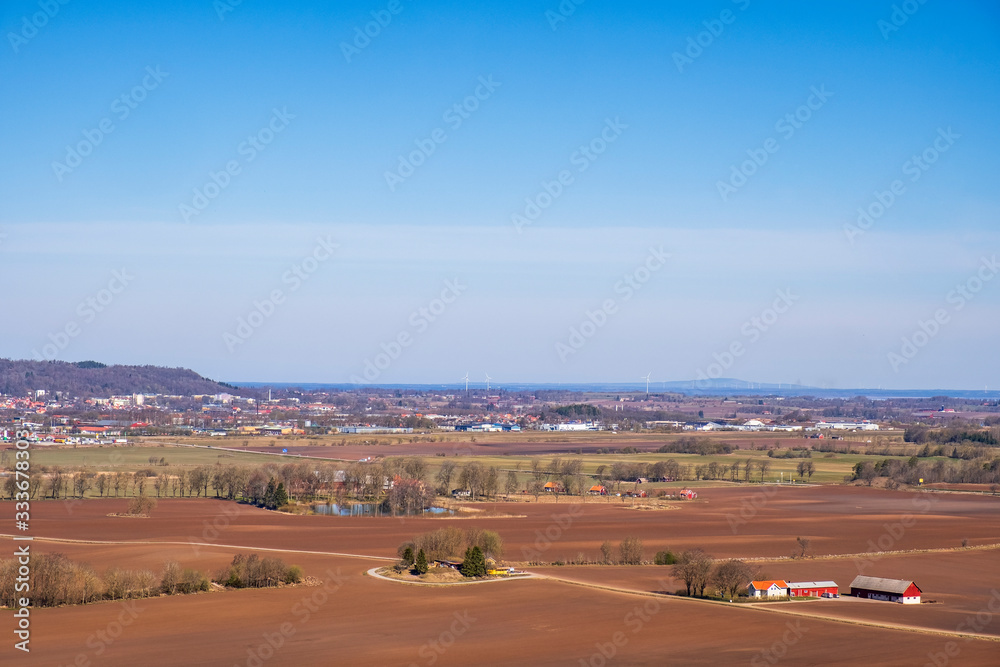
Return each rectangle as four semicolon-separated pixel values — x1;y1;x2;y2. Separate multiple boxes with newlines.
414;549;428;575
460;546;486;577
401;546;415;568
263;478;277;509
274;482;288;507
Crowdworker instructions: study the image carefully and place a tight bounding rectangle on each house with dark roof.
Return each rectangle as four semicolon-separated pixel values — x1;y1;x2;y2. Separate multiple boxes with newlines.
849;576;921;604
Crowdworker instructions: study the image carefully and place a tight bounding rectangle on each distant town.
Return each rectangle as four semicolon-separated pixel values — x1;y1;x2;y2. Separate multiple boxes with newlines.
3;381;998;443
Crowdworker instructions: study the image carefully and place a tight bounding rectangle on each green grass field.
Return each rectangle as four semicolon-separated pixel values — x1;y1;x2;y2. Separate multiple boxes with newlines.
19;441;939;489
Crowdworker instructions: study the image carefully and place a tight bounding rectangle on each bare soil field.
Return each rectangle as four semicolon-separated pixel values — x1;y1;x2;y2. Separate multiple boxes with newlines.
5;485;1000;665
13;486;1000;564
16;555;1000;666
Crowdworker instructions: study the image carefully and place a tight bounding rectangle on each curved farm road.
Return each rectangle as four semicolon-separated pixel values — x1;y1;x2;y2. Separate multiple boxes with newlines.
8;533;998;644
365;567;539;585
0;534;396;562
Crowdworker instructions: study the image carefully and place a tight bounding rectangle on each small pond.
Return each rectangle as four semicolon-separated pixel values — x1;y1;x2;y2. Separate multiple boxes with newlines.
313;503;455;517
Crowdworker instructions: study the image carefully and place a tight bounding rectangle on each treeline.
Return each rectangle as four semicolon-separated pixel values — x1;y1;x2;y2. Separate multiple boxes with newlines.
0;552;302;608
851;457;1000;487
904;426;999;447
0;554;206;608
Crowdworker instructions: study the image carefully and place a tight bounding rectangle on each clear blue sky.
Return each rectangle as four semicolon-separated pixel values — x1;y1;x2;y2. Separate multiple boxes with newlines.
1;0;998;389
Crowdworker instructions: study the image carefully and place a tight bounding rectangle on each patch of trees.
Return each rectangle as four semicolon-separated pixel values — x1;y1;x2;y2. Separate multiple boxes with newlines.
767;448;812;459
672;550;760;600
905;426;999;447
215;553;302;588
126;494;157;516
658;437;734;456
552;404;601;419
399;527;504;562
590;537;644;565
381;478;434;516
0;553;214;608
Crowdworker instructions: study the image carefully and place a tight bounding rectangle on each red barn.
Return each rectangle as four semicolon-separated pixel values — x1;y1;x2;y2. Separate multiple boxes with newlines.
850;575;921;604
788;581;839;598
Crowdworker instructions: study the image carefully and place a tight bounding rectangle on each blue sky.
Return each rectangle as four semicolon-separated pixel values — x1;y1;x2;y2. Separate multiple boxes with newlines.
1;0;998;389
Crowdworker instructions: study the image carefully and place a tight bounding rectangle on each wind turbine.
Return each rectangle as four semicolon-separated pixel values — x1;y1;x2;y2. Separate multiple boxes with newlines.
485;372;492;393
461;372;469;393
641;372;651;396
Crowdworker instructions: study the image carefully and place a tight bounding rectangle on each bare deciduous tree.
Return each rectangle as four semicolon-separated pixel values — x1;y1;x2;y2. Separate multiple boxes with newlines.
674;549;713;596
619;537;643;565
713;559;754;600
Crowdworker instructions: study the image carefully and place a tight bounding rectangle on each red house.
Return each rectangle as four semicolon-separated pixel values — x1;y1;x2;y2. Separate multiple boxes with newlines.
788;581;839;598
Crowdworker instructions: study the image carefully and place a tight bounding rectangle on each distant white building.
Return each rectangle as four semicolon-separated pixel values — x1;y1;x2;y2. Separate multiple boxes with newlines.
814;421;879;431
543;421;601;431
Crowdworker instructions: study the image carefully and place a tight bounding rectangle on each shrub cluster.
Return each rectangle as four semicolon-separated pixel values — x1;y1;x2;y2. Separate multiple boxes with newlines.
214;553;301;588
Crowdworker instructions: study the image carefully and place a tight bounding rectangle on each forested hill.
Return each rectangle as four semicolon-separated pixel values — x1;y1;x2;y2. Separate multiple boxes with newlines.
0;359;237;397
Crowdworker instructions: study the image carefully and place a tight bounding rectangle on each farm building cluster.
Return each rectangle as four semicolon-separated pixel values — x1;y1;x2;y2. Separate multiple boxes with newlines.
747;576;922;604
